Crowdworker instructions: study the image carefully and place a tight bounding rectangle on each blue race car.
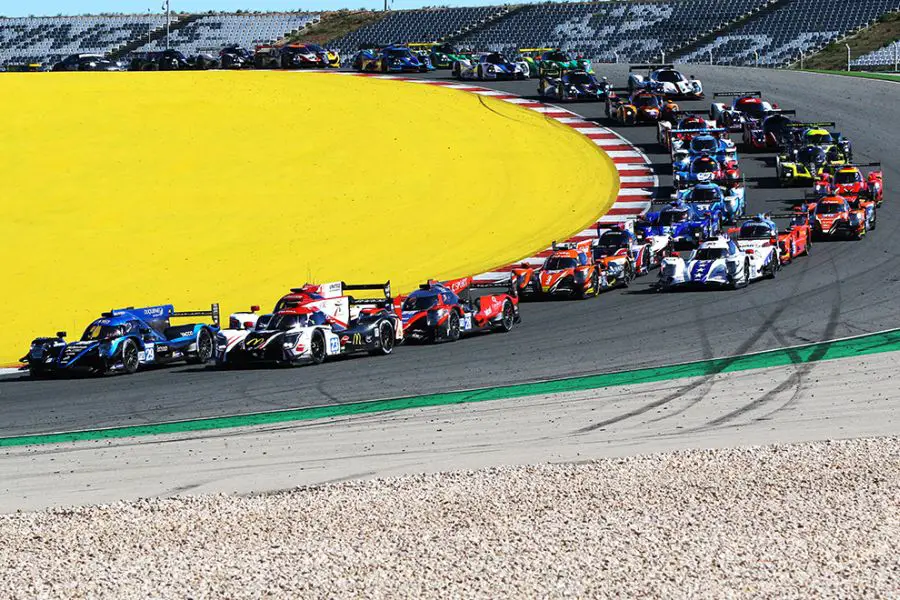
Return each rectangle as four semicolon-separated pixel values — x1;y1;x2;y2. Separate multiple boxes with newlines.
675;182;745;224
21;303;220;377
352;45;431;73
637;199;722;249
671;129;737;171
673;154;743;189
538;69;611;101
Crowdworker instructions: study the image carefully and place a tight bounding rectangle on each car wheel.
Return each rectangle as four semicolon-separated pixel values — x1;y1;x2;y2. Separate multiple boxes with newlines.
495;300;515;333
121;338;140;374
443;311;461;342
870;213;877;231
369;321;395;356
766;258;777;279
623;261;636;287
310;330;327;364
582;271;600;299
187;328;214;364
477;65;483;80
29;366;48;379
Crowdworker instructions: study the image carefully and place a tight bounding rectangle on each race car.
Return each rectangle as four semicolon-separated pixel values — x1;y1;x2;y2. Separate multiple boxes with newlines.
637;199;722;250
129;49;191;70
797;122;852;162
742;110;796;151
217;282;401;367
454;52;527;80
253;44;281;69
512;240;604;299
729;215;797;274
219;44;253;69
709;91;780;132
657;111;717;150
806;195;868;240
628;64;703;99
408;42;471;69
536;48;592;77
306;43;340;68
352;45;430;73
516;47;555;78
657;236;773;291
53;53;125;71
671;129;738;171
277;43;329;69
606;90;679;125
594;223;660;275
775;144;847;187
397;277;519;343
817;163;883;206
674;154;742;190
675;182;745;224
538;69;610;101
21;303;220;377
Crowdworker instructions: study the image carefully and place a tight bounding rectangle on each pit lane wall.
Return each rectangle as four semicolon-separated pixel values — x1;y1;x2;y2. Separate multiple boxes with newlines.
0;71;626;366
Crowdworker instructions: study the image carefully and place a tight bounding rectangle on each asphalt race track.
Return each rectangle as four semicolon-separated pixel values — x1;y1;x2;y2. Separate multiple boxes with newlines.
1;66;896;438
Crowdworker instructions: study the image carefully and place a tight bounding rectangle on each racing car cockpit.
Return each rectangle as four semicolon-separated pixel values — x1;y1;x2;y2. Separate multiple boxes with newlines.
654;69;684;84
402;293;440;311
544;256;582;270
594;230;633;257
659;208;689;226
267;312;320;330
691;156;719;173
632;92;661;108
687;184;722;203
82;323;127;341
484;52;508;65
739;222;776;238
834;170;863;185
693;246;729;260
795;145;827;170
542;50;570;62
690;136;718;154
805;130;833;146
815;201;846;215
763;114;792;138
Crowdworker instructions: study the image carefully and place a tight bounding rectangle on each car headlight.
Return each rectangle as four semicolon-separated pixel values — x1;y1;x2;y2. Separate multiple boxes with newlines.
99;341;112;356
282;333;300;348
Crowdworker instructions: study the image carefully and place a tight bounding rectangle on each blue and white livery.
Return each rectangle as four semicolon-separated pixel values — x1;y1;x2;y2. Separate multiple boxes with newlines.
657;237;775;290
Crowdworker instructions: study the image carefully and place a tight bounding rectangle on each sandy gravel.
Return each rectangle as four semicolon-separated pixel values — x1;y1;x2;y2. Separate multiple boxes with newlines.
1;437;898;599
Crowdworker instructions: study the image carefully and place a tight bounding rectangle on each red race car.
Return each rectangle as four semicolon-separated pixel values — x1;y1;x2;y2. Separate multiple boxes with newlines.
742;109;796;151
825;163;883;206
395;277;519;343
607;90;678;126
805;195;868;240
513;240;603;299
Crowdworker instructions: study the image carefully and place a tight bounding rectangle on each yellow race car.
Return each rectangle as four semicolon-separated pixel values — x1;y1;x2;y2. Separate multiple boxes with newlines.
517;47;555;78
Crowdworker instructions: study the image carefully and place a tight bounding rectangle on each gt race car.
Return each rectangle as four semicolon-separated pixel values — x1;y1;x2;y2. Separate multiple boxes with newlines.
628;64;703;99
217;282;401;367
710;91;780;131
454;52;527;80
658;237;774;291
606;90;678;125
397;277;520;343
538;69;610;101
22;303;220;377
513;240;604;299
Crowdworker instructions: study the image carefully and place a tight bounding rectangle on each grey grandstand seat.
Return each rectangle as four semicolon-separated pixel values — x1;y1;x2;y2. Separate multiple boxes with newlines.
852;39;900;68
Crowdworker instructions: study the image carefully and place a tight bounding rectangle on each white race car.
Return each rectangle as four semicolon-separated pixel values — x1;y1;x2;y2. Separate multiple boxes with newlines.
628;64;703;99
657;236;775;290
454;51;527;80
710;91;780;131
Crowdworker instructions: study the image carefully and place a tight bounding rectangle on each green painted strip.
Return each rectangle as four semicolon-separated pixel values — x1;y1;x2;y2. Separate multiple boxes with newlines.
799;69;900;83
3;328;900;448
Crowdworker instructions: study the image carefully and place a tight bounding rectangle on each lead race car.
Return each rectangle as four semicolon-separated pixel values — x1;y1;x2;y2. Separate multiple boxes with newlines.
657;236;774;291
628;64;703;99
216;282;401;367
21;303;220;377
397;277;520;343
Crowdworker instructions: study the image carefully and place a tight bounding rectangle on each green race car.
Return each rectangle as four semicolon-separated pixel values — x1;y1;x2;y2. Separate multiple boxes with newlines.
517;47;555;78
537;49;593;78
409;42;473;70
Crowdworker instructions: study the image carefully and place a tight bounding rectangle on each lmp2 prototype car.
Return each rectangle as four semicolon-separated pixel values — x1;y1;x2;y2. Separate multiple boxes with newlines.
821;163;884;206
709;91;781;131
639;199;723;249
657;111;717;150
535;49;592;77
594;223;662;275
775;144;846;187
670;129;738;171
397;277;520;343
53;53;125;71
806;195;870;240
606;90;679;125
732;213;811;265
658;236;776;291
217;282;401;367
454;52;527;80
353;45;431;73
628;64;703;99
675;182;745;224
513;240;604;299
538;69;611;101
516;47;554;78
22;303;220;377
741;109;796;151
408;42;471;69
219;45;254;69
674;154;742;190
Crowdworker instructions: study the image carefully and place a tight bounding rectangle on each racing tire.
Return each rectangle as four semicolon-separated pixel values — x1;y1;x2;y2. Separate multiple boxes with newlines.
494;300;515;333
581;271;600;299
623;261;636;287
121;338;140;375
445;311;461;342
765;258;778;280
186;328;214;365
477;65;484;80
368;321;395;356
310;330;327;364
28;366;48;379
735;261;750;289
870;214;877;231
803;238;812;256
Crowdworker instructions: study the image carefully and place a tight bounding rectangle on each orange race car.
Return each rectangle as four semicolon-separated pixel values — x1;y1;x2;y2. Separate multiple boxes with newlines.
512;240;603;299
805;194;869;240
824;163;884;206
606;90;678;126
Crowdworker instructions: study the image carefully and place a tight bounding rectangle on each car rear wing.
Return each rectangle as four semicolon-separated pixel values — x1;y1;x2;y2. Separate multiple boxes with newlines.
713;91;761;98
343;281;393;307
768;109;796;115
470;274;516;295
109;303;220;326
172;304;221;327
786;121;836;129
669;127;727;135
629;64;674;71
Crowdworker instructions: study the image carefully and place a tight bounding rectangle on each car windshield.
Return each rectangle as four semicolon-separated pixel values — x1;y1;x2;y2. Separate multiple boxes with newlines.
740;223;773;238
693;159;718;173
815;202;845;215
835;171;862;184
82;324;125;341
633;94;659;108
485;53;507;64
694;247;728;260
691;137;717;153
306;44;324;52
797;146;826;164
267;313;309;330
544;256;578;270
567;73;594;85
680;119;706;130
763;115;790;135
690;186;720;202
655;70;682;83
736;101;766;118
543;51;568;61
402;294;438;311
806;132;832;145
385;48;412;58
598;231;628;247
660;210;688;225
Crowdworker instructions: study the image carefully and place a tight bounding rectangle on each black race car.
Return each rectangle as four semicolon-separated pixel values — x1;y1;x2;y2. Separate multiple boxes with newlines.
219;45;253;69
52;53;124;72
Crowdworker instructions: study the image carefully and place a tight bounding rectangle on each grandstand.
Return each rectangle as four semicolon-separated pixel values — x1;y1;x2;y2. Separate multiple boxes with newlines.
679;0;900;66
454;0;772;63
0;15;170;65
852;39;900;68
131;12;319;56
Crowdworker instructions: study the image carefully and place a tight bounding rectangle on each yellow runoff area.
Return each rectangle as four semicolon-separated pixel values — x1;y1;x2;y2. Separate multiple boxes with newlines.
0;72;619;365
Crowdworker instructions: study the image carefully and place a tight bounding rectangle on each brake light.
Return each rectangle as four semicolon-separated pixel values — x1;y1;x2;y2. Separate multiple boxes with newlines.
745;249;754;254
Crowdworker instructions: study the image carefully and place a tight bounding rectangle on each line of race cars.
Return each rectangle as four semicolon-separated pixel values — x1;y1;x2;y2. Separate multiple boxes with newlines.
18;75;885;378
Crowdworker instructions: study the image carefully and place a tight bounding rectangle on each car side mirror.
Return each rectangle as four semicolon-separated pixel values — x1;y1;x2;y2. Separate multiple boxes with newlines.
56;331;67;338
